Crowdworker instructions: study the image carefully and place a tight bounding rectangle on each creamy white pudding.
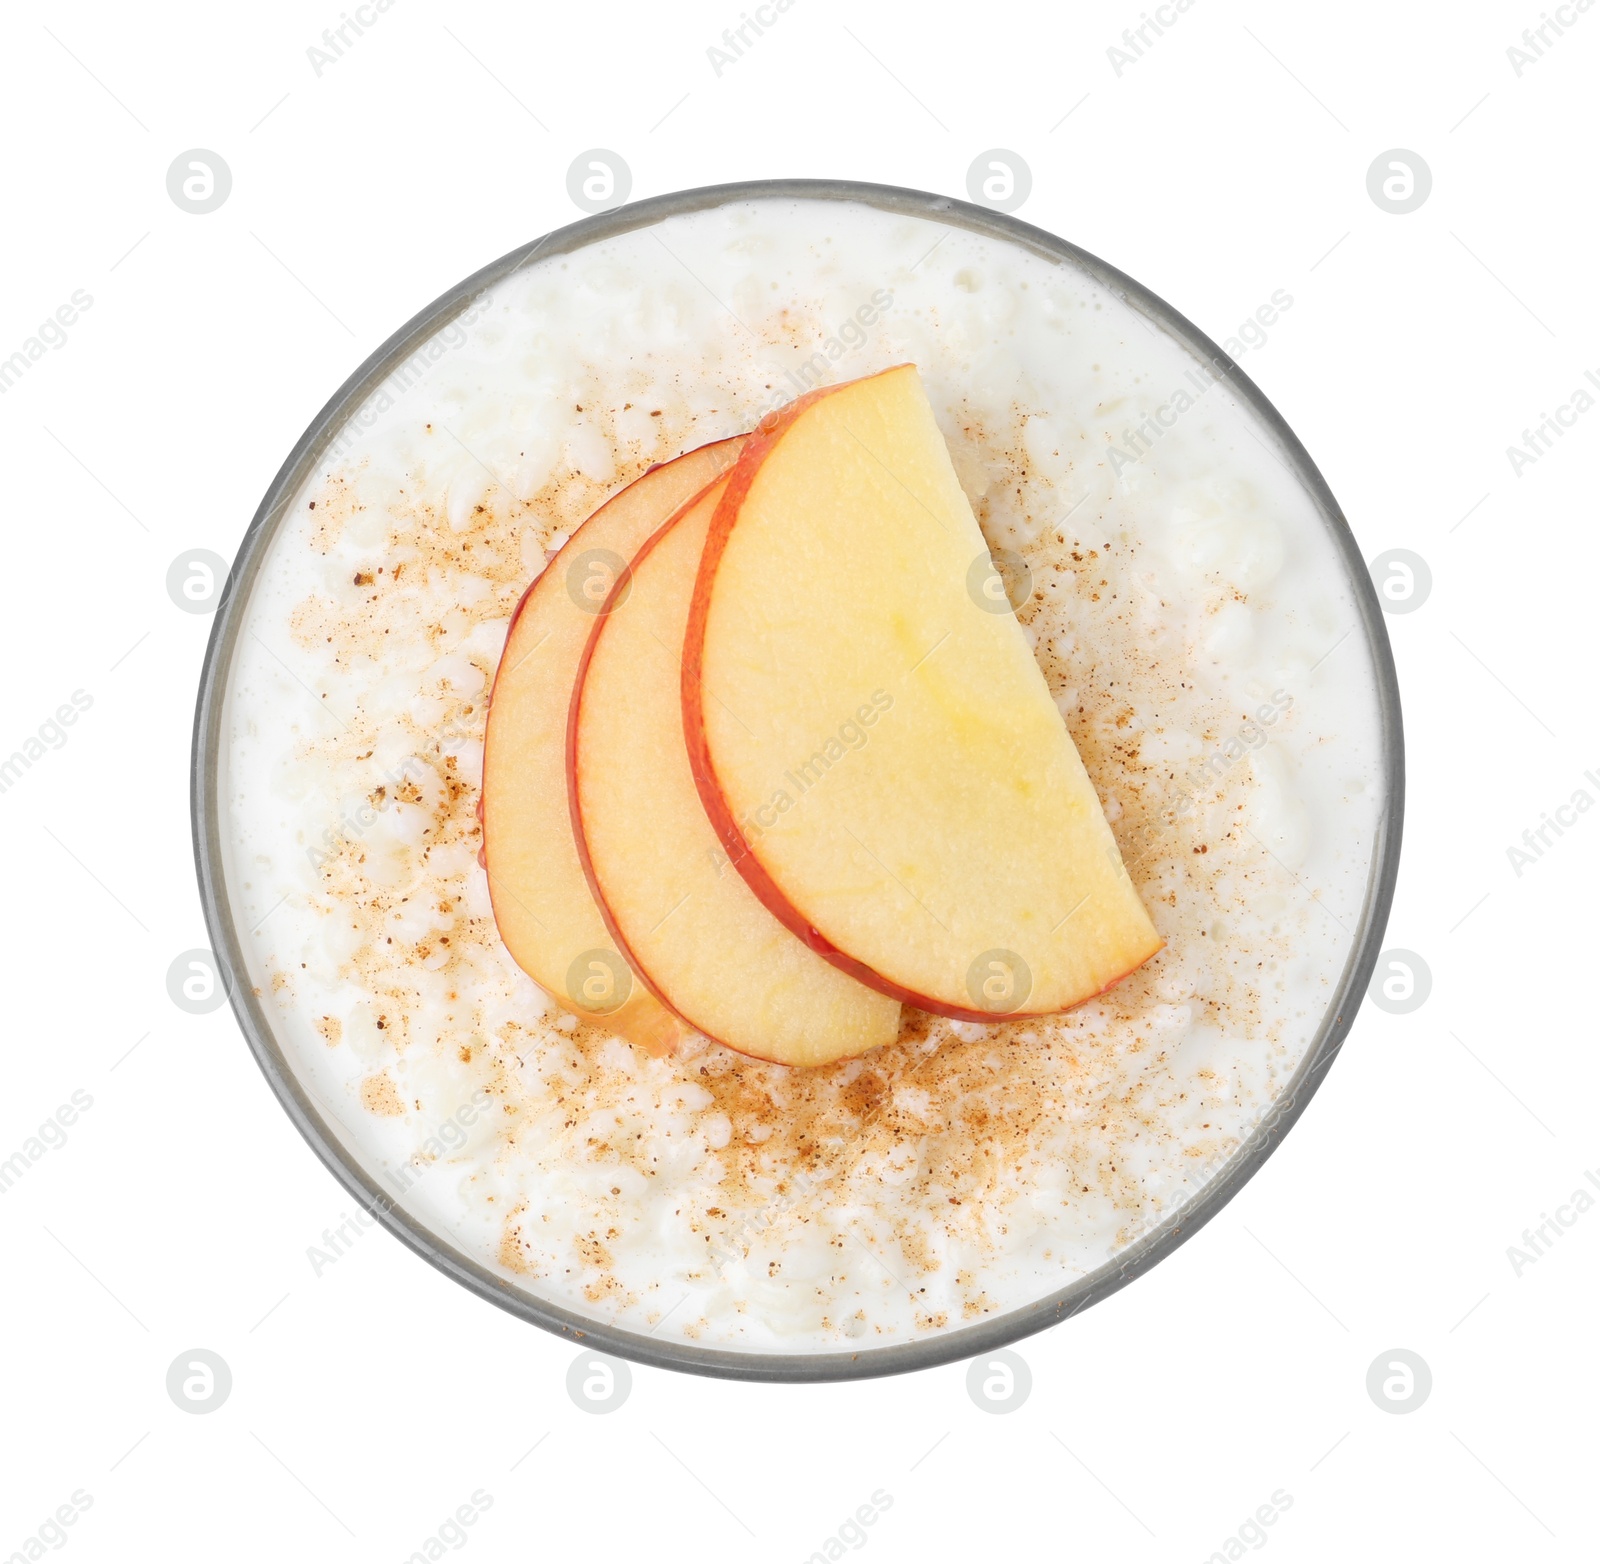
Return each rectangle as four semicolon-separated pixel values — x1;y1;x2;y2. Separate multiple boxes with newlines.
219;195;1382;1350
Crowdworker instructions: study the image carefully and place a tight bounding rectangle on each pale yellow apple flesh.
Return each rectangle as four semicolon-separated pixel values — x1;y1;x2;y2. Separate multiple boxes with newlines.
482;438;743;1053
683;366;1161;1020
571;477;901;1066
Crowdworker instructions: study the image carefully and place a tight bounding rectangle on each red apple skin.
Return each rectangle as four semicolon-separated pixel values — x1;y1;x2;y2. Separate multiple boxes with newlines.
680;376;1150;1024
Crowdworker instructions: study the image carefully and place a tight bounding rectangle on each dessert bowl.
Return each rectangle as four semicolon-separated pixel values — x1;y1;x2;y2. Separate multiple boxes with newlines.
191;178;1402;1381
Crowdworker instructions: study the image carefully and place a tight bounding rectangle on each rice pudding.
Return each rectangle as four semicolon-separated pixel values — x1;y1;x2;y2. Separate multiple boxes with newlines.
217;193;1384;1352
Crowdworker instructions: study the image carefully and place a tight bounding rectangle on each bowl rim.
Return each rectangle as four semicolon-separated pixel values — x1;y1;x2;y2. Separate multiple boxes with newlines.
191;176;1404;1383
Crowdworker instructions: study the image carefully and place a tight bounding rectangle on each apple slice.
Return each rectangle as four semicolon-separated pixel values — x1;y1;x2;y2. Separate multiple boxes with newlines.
570;477;901;1067
483;437;743;1053
683;365;1162;1021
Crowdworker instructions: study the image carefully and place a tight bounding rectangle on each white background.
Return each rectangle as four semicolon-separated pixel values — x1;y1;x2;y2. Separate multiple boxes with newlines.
1;0;1594;1558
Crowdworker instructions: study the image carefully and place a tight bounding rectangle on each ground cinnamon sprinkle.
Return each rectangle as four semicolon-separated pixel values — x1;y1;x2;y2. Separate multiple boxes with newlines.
238;207;1370;1347
278;388;1283;1333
